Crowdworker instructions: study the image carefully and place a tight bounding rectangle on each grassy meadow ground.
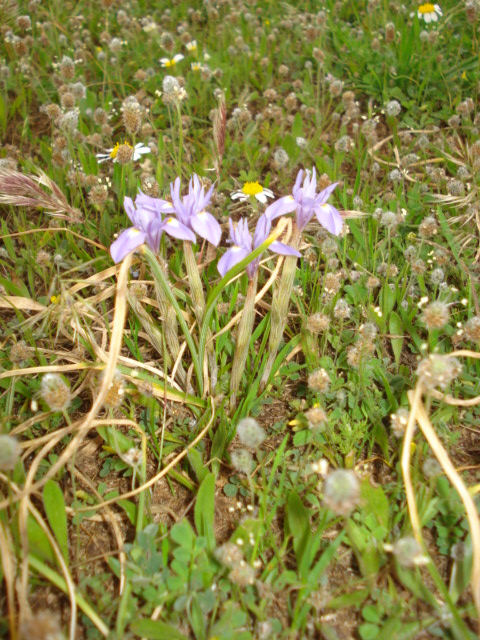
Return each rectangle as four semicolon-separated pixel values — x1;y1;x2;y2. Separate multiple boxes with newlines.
0;0;480;638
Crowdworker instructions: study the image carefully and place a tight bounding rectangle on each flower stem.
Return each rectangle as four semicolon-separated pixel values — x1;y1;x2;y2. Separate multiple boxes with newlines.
259;226;301;391
230;274;258;409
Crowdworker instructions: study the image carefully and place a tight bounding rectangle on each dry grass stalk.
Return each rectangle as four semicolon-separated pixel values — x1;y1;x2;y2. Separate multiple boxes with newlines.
0;167;83;223
0;520;17;640
213;93;226;178
403;358;480;631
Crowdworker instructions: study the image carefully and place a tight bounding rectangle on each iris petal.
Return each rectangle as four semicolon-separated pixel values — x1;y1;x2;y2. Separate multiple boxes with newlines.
110;227;146;263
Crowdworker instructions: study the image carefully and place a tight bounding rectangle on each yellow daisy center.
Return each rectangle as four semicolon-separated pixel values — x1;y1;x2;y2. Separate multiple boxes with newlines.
242;181;263;196
418;3;435;13
110;141;133;159
109;143;120;159
164;59;176;67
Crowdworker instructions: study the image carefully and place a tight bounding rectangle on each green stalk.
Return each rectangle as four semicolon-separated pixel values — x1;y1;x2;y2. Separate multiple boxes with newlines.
198;221;287;392
259;226;301;391
184;241;205;321
230;273;258;409
143;247;203;396
184;241;218;393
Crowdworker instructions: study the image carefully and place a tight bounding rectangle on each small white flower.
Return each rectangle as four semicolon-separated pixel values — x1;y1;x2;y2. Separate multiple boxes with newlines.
191;62;202;71
185;40;197;52
417;3;442;22
231;181;274;204
159;53;184;68
96;142;151;164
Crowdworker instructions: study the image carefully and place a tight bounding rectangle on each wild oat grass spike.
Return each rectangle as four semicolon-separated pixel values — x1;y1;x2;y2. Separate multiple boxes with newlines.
0;167;83;222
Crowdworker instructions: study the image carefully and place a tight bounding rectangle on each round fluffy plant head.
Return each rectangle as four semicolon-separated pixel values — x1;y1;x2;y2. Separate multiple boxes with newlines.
392;537;427;568
0;435;20;471
416;354;462;390
236;418;265;448
323;469;360;516
40;373;71;412
231;449;253;475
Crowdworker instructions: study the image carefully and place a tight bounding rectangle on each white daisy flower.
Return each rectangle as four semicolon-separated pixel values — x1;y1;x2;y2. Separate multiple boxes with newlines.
185;40;197;52
160;54;184;68
191;62;202;71
231;181;274;204
417;3;442;22
96;142;151;164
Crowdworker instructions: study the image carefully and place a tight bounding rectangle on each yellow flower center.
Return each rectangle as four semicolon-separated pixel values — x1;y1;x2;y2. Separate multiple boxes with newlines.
241;181;263;196
109;143;120;159
164;59;176;67
418;3;435;13
110;141;132;159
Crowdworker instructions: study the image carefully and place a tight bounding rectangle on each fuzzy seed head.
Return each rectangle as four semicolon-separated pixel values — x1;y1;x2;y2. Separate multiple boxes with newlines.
0;435;20;471
385;99;401;117
423;457;441;478
416;354;462;390
430;268;445;285
214;542;244;569
411;258;426;275
390;407;409;438
236;418;266;448
40;373;71;412
229;562;256;587
464;317;480;343
59;55;75;80
323;469;360;516
9;340;29;365
102;369;125;409
19;610;65;640
358;322;377;341
306;313;330;334
419;215;438;238
308;368;330;393
421;301;449;329
392;537;427;568
122;97;142;134
304;406;327;431
231;449;253;474
334;298;351;320
115;143;134;165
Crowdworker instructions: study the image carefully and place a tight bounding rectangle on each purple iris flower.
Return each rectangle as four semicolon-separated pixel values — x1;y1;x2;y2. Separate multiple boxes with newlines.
170;174;222;246
217;214;301;279
110;196;195;263
265;167;343;236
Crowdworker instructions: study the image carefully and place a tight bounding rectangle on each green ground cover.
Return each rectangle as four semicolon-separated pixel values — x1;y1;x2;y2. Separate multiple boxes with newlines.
0;0;480;638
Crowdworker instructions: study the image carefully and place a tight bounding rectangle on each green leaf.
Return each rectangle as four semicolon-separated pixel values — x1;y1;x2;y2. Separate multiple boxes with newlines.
130;619;189;640
171;520;195;549
286;491;310;569
43;481;68;563
27;516;56;564
117;499;137;526
187;448;209;483
359;623;379;640
194;473;216;551
360;481;389;531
